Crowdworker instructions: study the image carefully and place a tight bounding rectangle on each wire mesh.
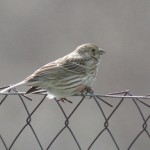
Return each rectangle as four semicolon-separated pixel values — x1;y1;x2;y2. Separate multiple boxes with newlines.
0;88;150;150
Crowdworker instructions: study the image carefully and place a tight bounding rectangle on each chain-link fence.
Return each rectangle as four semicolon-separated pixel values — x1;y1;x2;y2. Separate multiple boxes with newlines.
0;88;150;150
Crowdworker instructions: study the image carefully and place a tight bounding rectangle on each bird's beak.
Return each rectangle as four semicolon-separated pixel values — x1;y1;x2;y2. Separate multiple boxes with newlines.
99;49;105;55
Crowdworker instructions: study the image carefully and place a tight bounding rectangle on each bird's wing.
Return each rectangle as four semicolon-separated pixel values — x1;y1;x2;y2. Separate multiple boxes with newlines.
59;56;88;74
25;56;88;83
25;61;61;82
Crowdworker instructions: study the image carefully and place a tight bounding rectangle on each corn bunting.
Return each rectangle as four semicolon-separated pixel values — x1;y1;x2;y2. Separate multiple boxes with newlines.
0;43;105;101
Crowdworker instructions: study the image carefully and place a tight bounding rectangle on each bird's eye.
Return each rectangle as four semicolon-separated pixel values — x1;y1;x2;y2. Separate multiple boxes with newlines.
91;49;96;55
91;49;95;52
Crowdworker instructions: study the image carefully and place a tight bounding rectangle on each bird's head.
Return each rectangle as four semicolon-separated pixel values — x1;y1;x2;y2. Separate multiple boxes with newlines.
75;43;105;61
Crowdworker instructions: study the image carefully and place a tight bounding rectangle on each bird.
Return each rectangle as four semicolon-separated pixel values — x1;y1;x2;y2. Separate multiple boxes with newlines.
0;43;105;102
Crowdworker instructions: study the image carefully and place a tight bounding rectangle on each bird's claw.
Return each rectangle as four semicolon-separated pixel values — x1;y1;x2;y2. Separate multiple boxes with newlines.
81;87;94;99
57;98;72;104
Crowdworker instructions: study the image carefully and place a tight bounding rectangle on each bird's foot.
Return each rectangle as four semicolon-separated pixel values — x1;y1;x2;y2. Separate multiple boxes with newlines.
57;98;72;104
81;87;94;94
81;87;94;98
85;87;94;94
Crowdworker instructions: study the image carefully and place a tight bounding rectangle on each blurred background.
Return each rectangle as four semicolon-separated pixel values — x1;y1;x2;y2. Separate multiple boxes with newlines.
0;0;150;150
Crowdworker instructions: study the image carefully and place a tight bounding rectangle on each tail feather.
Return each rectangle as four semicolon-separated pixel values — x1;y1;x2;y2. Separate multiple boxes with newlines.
0;81;25;93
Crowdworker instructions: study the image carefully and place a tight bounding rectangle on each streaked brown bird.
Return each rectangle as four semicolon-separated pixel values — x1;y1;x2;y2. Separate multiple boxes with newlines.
0;43;105;101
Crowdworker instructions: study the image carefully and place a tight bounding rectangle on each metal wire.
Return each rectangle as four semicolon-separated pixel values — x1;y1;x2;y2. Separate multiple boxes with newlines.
0;89;150;150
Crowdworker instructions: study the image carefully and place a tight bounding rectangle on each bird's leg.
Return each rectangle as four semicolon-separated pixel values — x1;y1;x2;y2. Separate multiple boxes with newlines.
85;87;94;94
57;98;72;104
81;87;94;94
81;87;94;98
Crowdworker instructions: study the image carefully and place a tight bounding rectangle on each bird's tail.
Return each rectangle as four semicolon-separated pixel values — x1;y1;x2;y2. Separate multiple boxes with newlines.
0;81;25;93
